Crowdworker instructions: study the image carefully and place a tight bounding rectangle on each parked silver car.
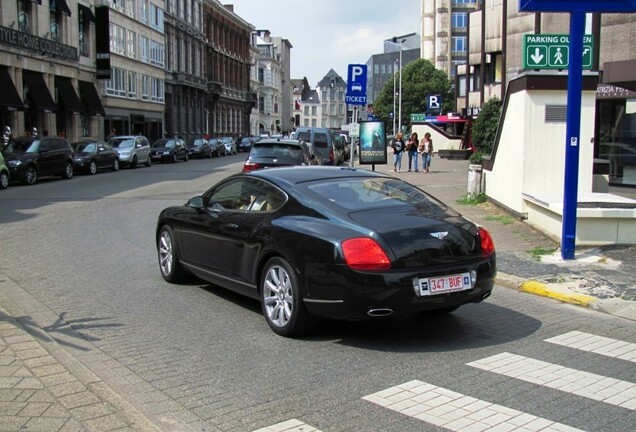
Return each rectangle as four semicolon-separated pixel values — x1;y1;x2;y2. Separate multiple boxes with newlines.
108;135;152;168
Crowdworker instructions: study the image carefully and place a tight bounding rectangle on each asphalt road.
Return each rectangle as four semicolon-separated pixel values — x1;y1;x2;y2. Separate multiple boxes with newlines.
0;154;634;432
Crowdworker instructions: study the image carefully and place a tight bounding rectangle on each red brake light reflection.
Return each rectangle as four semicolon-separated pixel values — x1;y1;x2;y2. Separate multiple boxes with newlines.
242;161;260;172
479;227;495;256
342;237;391;270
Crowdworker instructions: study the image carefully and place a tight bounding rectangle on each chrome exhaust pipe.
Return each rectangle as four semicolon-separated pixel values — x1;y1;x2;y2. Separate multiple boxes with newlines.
481;292;491;301
367;308;393;317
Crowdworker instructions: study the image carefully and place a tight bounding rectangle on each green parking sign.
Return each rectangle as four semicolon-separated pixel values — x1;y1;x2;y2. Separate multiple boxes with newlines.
523;34;593;69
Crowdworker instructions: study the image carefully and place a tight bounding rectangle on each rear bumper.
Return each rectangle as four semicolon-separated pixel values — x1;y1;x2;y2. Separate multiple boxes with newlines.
302;256;496;320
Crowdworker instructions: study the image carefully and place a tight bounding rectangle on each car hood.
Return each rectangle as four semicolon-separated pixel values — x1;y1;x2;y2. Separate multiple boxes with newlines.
347;206;482;267
2;152;29;162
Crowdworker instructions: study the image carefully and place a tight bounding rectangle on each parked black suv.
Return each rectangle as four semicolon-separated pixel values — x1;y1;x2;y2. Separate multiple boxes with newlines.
2;136;74;185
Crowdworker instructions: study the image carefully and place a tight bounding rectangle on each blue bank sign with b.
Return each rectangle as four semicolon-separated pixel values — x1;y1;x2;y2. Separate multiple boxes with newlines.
345;64;367;106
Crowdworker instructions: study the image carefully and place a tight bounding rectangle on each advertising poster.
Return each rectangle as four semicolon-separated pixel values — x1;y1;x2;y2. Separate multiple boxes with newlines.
358;121;387;165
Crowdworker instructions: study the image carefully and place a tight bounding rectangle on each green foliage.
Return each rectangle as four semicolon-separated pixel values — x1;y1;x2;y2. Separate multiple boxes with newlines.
528;246;558;261
456;193;487;205
471;97;502;156
469;150;483;164
372;59;454;133
486;214;516;225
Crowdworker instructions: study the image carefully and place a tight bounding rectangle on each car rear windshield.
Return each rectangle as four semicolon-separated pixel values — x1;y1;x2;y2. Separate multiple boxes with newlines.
74;143;96;153
305;178;446;211
251;143;303;161
109;138;134;148
153;140;176;148
5;138;38;153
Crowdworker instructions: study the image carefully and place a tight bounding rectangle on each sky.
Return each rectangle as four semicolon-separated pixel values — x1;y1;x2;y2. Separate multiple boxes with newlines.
224;0;421;87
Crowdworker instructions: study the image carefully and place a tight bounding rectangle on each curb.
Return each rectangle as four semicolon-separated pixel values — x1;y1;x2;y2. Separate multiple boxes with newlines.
496;272;636;322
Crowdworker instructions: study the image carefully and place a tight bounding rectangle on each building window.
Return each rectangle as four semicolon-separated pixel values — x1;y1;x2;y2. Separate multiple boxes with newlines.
18;0;32;34
140;0;148;23
258;68;264;84
105;68;126;97
452;0;476;4
141;75;150;100
452;12;467;29
140;36;149;63
259;96;264;114
311;106;317;116
128;71;137;98
452;36;466;54
110;23;126;55
304;106;309;116
150;40;165;67
126;0;136;18
78;8;89;57
127;30;137;59
150;77;164;102
49;1;63;43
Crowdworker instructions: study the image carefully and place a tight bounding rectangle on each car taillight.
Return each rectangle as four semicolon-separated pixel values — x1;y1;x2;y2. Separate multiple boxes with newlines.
329;148;334;163
242;161;260;172
342;238;391;270
478;227;495;256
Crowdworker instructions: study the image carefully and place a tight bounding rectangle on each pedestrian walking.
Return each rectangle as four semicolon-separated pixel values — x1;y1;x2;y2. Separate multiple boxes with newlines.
391;132;405;172
421;132;434;172
106;128;116;140
407;132;419;172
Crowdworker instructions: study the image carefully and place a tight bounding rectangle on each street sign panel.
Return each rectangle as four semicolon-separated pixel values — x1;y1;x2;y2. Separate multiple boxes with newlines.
427;94;442;111
345;64;367;106
523;34;593;69
519;0;636;12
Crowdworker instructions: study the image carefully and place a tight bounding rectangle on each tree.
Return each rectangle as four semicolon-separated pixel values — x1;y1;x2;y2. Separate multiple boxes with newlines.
471;97;501;157
372;59;454;132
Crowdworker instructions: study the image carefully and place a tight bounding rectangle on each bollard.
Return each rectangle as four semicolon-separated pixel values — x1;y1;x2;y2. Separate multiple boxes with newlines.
467;164;483;197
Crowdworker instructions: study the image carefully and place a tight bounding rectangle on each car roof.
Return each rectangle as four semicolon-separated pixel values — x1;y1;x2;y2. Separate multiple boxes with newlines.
253;138;303;146
246;166;388;184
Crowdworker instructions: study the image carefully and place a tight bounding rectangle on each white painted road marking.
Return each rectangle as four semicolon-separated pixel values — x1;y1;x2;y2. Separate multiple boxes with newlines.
362;380;584;431
253;419;323;432
467;352;636;410
545;331;636;363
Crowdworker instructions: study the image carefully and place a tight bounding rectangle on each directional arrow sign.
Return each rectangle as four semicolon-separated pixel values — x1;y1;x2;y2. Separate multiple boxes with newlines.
523;34;593;69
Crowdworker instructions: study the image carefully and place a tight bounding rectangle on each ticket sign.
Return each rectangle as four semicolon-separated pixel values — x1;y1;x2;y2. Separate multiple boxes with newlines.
523;34;593;69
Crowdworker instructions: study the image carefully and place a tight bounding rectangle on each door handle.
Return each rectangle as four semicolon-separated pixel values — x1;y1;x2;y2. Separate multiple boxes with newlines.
226;223;239;230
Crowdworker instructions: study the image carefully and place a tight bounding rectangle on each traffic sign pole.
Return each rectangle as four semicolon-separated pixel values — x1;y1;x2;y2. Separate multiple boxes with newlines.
561;11;585;260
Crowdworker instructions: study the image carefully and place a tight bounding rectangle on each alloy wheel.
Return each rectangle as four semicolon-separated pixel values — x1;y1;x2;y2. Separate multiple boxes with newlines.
262;264;294;328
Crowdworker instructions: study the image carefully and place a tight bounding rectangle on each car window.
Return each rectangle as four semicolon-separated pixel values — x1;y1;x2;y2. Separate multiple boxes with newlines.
39;141;51;152
247;184;286;212
251;143;303;161
77;143;96;153
306;178;446;211
110;138;134;148
205;178;264;212
296;131;310;142
314;132;328;148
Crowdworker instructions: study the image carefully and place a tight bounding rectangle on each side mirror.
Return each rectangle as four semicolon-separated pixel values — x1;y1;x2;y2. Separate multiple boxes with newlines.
187;196;205;210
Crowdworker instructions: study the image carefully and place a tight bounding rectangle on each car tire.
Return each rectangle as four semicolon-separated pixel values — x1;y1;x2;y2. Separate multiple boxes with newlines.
112;158;120;171
89;160;98;175
184;153;189;162
145;156;152;167
131;156;138;168
157;225;188;283
62;162;74;179
23;165;37;185
172;154;178;163
260;257;318;337
0;171;9;189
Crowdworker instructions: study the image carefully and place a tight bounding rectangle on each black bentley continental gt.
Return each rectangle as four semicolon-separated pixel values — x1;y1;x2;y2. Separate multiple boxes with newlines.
156;166;496;337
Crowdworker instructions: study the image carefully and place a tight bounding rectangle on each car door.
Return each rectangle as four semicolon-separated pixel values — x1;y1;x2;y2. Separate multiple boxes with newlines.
36;140;55;176
96;142;111;169
178;178;264;279
136;137;150;162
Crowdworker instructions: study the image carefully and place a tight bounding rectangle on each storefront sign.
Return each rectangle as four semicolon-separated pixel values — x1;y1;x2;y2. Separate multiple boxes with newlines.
95;7;111;79
596;84;636;99
0;25;78;61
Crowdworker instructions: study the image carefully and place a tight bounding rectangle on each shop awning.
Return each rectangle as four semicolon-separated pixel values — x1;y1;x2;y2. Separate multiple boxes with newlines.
23;71;56;111
78;80;105;115
0;67;25;110
79;4;95;22
55;77;82;112
56;0;72;17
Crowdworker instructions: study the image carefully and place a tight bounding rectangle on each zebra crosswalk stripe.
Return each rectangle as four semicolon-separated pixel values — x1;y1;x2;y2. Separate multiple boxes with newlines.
252;419;323;432
362;380;584;431
545;331;636;363
467;352;636;410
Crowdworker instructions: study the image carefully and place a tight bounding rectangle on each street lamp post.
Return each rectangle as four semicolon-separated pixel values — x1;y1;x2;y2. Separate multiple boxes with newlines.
398;43;403;134
392;61;397;134
388;37;406;134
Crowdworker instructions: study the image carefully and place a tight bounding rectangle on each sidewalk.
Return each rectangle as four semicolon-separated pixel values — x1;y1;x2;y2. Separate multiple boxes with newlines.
1;156;635;431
